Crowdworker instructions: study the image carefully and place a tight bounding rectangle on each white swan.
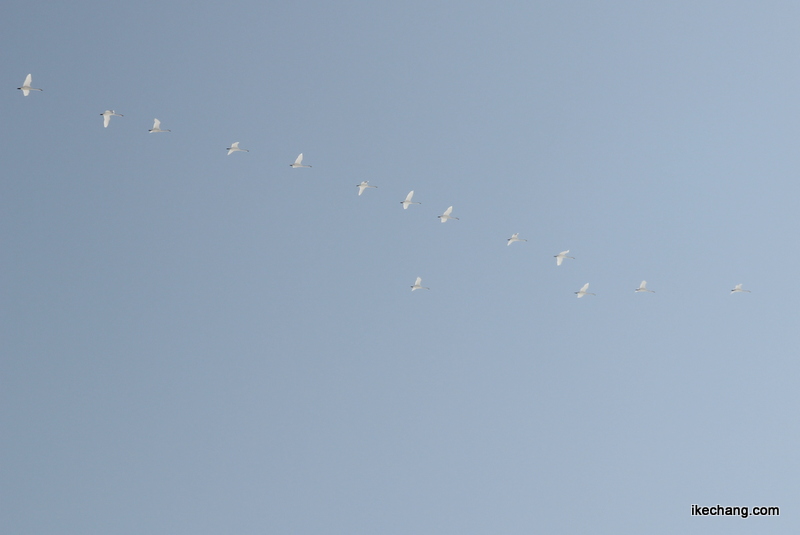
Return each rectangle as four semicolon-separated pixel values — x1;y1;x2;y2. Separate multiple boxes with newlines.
356;181;377;195
149;118;170;133
290;153;311;168
575;283;595;298
100;110;123;128
17;74;42;96
635;281;654;293
507;233;527;246
401;190;421;210
438;206;459;223
411;277;430;291
730;284;751;294
555;250;575;266
227;142;249;155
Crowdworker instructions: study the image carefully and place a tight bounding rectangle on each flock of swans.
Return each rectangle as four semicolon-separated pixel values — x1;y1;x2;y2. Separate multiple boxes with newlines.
17;72;752;299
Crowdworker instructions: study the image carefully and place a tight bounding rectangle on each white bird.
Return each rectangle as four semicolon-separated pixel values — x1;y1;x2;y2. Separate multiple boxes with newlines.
100;110;123;128
411;277;430;291
18;74;42;96
507;233;527;246
401;190;421;209
635;280;655;293
227;142;249;155
356;181;377;195
149;118;170;133
290;153;311;168
555;250;575;266
731;283;751;294
438;206;459;223
575;283;595;298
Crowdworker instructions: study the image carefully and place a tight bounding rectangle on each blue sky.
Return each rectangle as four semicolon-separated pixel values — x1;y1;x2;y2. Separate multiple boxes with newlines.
2;1;799;534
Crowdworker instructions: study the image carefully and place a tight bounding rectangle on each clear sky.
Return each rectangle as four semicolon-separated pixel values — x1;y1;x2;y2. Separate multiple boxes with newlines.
2;1;799;534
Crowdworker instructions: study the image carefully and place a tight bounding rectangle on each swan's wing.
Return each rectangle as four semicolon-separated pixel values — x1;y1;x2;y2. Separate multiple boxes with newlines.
580;283;590;292
639;281;647;289
734;283;742;290
231;142;240;149
561;250;570;255
404;191;414;202
443;206;453;216
556;256;563;266
511;233;518;238
295;153;303;165
24;74;32;86
415;277;422;286
103;114;110;128
22;89;29;96
153;119;160;129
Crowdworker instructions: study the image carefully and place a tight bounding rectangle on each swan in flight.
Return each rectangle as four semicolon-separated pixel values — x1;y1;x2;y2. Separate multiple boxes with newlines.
731;283;751;294
227;142;249;155
17;74;42;96
555;250;575;266
635;281;654;293
100;110;123;128
575;283;595;298
507;233;527;246
290;153;311;168
411;277;430;291
401;190;421;209
149;118;170;133
438;206;459;223
356;181;377;195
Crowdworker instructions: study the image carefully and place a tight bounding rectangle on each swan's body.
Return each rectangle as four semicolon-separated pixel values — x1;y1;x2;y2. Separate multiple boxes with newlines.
227;142;249;155
290;153;311;168
411;277;430;291
438;206;459;223
17;74;42;96
507;233;527;246
401;190;421;209
555;250;575;266
635;281;654;293
575;283;595;298
731;283;751;294
149;118;170;133
100;110;123;128
357;181;377;195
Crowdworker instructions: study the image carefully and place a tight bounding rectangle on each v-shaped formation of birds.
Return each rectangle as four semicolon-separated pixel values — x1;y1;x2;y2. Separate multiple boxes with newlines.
17;73;752;298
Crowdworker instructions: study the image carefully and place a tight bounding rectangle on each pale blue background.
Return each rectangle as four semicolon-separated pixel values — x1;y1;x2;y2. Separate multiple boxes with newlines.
2;1;798;534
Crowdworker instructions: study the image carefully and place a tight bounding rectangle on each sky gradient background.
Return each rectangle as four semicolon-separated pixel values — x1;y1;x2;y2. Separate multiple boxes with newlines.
2;1;799;534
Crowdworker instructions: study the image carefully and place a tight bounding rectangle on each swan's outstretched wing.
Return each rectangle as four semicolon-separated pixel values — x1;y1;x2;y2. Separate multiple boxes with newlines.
405;191;414;202
103;114;110;128
415;277;422;286
294;153;303;165
23;74;32;87
153;119;161;129
556;256;563;266
580;283;590;292
443;206;453;216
